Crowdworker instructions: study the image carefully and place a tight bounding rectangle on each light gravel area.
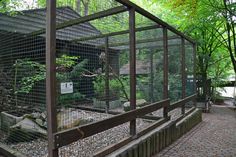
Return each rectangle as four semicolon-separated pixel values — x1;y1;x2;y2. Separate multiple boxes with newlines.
1;108;187;157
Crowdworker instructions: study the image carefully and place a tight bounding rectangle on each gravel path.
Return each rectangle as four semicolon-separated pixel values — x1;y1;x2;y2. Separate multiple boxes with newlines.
156;105;236;157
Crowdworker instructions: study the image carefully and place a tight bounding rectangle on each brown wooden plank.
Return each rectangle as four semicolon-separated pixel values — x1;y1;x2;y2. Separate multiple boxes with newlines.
102;35;180;48
138;142;143;157
136;117;169;137
163;27;168;118
128;148;133;157
115;0;196;44
143;140;147;157
181;37;186;115
76;106;162;120
73;25;161;42
129;7;137;136
105;36;110;113
147;137;151;157
133;145;138;157
32;6;128;35
93;137;132;157
46;0;58;156
156;133;160;153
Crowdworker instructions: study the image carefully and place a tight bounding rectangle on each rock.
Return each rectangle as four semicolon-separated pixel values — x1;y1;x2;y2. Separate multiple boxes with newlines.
84;116;94;123
31;112;41;119
41;112;46;119
57;109;95;131
57;109;82;131
35;119;44;127
123;99;148;111
7;118;47;143
0;111;23;133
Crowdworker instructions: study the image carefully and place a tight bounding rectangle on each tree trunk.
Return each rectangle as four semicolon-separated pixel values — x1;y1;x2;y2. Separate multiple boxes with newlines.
84;2;89;16
223;0;236;74
81;0;89;16
76;0;81;14
202;72;208;100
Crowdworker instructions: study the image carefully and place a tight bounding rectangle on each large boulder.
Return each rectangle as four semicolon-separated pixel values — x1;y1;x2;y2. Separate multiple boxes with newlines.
57;108;94;131
6;109;95;143
7;118;47;143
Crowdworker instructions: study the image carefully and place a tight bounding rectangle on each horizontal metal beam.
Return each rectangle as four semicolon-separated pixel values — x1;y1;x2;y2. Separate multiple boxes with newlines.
115;0;196;44
72;25;162;42
168;94;197;111
31;6;128;36
115;43;189;51
103;35;180;48
53;99;170;148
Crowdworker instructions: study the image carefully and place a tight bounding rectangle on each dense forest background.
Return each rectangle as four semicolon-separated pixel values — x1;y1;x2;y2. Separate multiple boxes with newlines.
0;0;235;100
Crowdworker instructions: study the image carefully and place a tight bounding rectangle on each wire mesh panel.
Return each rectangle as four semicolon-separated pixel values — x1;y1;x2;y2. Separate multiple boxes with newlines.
185;40;195;108
0;1;48;157
185;40;195;96
0;0;197;157
168;31;182;102
54;2;131;156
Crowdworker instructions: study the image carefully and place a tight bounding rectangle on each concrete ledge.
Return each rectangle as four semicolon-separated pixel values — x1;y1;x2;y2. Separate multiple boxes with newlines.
0;143;26;157
106;109;202;157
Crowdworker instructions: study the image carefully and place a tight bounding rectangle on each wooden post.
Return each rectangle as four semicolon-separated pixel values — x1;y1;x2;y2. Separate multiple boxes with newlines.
193;43;197;107
181;37;186;114
105;36;110;113
150;50;154;103
163;27;168;118
46;0;58;156
129;7;136;136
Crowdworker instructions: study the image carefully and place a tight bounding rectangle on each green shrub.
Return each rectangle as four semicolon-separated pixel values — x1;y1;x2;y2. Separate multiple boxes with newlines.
93;75;122;100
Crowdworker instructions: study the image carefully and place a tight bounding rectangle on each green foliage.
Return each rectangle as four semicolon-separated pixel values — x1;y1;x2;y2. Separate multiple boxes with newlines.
56;55;79;68
59;92;84;107
70;59;88;78
14;59;45;94
14;55;87;107
93;75;122;99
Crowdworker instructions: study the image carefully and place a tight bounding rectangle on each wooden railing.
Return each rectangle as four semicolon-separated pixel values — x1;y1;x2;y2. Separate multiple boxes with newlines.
168;94;197;111
53;99;170;148
52;94;197;149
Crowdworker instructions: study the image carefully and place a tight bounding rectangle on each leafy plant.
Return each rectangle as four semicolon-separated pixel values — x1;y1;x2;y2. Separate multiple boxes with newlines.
56;55;79;68
93;75;122;100
13;55;88;107
14;59;46;94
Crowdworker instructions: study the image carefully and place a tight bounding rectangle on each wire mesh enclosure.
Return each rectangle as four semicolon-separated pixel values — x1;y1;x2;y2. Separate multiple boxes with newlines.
0;0;196;157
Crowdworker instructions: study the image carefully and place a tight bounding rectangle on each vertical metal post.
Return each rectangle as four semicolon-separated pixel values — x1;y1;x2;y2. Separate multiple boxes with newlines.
129;7;136;136
105;36;110;113
46;0;58;157
150;50;154;103
163;27;169;118
193;43;197;107
181;37;186;115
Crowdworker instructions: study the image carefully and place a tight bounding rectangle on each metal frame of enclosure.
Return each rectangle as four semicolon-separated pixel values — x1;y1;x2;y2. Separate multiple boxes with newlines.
45;0;196;157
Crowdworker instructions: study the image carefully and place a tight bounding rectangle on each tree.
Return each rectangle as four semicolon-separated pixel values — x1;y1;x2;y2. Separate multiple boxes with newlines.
146;0;234;99
206;0;236;73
